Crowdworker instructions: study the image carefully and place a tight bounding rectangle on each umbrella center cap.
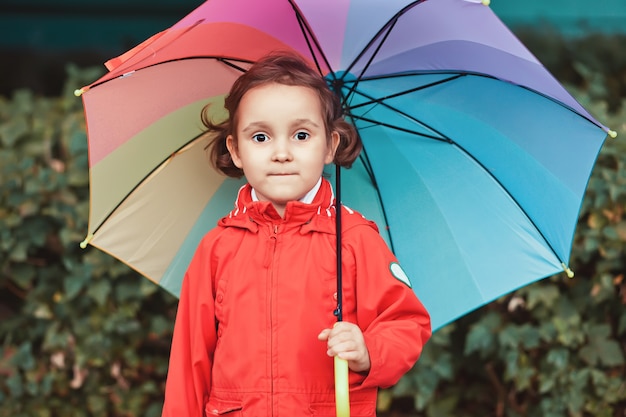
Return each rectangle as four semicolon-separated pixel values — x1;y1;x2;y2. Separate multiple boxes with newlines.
326;71;357;97
330;78;345;93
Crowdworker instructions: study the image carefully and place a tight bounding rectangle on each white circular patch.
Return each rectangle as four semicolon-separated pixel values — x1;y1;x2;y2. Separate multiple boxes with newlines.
390;262;412;288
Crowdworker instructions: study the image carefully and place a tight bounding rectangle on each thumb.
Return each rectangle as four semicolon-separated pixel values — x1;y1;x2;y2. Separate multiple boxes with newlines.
317;328;331;341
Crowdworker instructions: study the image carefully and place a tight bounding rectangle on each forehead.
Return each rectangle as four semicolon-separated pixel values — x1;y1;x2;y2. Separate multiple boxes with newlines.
241;82;321;105
236;83;325;127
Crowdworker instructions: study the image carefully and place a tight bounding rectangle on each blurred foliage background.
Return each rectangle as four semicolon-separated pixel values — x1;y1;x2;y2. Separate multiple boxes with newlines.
0;12;625;417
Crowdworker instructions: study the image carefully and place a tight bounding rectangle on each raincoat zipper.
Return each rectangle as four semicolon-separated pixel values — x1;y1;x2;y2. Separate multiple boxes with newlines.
268;223;279;416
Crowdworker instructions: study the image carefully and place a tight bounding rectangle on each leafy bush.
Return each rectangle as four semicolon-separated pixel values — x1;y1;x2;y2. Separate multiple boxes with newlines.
0;65;178;417
1;32;625;416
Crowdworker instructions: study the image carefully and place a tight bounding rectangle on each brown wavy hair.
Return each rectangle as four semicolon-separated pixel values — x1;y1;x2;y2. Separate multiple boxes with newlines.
202;51;362;178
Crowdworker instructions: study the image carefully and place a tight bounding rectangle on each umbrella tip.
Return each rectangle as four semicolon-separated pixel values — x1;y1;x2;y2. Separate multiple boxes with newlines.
608;129;617;139
561;263;574;278
74;88;85;97
80;233;94;249
482;0;491;5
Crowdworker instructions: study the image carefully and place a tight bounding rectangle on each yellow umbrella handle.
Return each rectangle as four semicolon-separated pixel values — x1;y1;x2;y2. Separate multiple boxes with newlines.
334;356;350;417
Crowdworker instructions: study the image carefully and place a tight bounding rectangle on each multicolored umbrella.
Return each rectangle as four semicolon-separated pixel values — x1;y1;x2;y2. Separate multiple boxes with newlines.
78;0;613;335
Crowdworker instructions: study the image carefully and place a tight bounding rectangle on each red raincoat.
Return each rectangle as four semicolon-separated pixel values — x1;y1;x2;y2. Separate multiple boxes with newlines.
162;178;431;416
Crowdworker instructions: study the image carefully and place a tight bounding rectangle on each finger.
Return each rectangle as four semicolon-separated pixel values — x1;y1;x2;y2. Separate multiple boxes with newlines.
332;321;357;334
328;325;358;341
337;350;362;361
327;336;350;353
328;326;362;345
328;339;360;356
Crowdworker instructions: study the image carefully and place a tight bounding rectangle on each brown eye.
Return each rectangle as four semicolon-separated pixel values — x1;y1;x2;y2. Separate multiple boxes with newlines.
295;131;309;141
252;133;268;142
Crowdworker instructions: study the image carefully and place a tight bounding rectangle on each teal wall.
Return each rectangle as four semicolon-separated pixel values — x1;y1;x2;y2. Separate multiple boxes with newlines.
491;0;626;36
0;1;197;52
1;0;624;96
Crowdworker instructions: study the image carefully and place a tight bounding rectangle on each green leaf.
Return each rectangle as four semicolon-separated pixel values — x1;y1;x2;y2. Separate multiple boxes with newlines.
0;117;29;147
413;368;442;410
525;283;560;309
9;263;36;289
500;323;542;350
9;242;29;262
87;279;111;307
464;322;495;356
538;372;556;393
42;323;70;350
11;343;35;372
6;373;23;398
149;315;173;337
497;324;519;348
545;348;569;370
64;271;90;300
144;403;164;417
579;324;625;367
552;298;584;346
519;324;541;350
115;280;142;302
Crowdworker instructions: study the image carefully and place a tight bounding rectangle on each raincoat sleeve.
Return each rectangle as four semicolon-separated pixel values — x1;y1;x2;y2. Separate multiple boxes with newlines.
346;222;432;389
162;234;218;417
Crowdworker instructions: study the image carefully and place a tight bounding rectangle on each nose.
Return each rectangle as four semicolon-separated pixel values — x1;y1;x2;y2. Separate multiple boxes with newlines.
271;137;293;162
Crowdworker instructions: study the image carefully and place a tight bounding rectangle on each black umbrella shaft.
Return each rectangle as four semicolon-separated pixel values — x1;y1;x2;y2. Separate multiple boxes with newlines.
335;164;343;322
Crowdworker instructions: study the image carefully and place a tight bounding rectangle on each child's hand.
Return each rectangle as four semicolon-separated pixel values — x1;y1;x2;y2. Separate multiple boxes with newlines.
318;322;371;373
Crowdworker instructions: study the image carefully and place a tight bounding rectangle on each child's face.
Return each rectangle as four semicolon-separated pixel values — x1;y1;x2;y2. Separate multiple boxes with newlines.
226;82;339;216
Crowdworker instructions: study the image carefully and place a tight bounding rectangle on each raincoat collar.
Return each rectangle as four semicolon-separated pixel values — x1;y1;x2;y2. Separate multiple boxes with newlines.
218;178;338;234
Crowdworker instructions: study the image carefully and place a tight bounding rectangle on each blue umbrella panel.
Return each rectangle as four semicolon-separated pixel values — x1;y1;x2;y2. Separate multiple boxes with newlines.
330;71;608;331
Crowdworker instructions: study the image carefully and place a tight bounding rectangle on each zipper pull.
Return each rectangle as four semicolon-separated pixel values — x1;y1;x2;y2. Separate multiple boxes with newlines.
264;224;279;267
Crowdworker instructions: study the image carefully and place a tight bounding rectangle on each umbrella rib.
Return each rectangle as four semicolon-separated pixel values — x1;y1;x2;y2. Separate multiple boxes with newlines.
344;0;426;77
350;114;450;143
288;0;334;78
339;1;427;109
216;57;252;74
357;148;397;254
348;73;464;110
451;143;570;269
356;69;608;132
342;14;399;108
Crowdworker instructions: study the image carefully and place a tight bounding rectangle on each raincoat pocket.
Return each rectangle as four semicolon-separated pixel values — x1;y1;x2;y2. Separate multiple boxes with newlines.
309;401;376;416
204;398;243;416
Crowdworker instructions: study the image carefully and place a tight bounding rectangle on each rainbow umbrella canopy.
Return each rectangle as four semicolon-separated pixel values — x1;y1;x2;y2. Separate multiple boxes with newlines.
78;0;612;332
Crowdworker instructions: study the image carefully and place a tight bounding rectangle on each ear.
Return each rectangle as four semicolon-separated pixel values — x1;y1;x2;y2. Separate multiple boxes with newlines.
325;131;341;164
226;135;243;168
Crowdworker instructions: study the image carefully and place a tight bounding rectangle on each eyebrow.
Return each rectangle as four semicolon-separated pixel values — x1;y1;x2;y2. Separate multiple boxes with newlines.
240;118;322;134
240;122;269;135
291;118;321;129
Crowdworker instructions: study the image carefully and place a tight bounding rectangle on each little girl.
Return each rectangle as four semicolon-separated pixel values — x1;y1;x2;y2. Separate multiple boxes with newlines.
162;52;431;417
